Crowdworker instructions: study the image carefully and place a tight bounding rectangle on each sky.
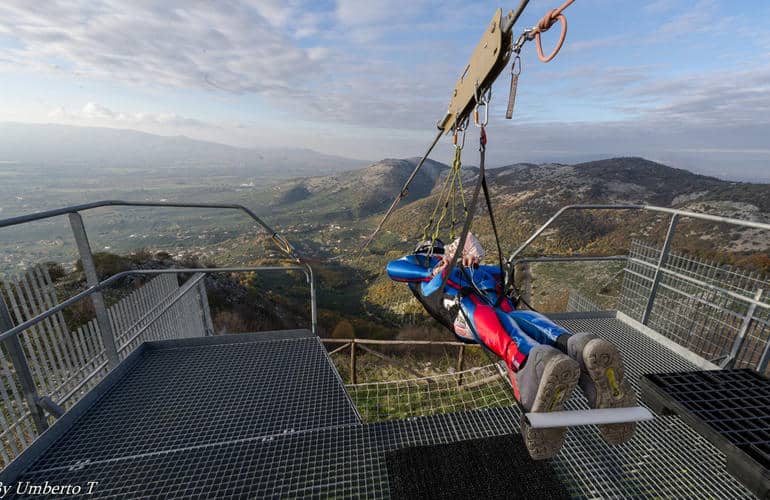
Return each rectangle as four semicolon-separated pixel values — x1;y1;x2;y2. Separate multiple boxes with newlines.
1;0;770;181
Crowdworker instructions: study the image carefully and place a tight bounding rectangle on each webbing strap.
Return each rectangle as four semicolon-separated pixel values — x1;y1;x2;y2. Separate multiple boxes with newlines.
481;172;506;293
431;128;488;296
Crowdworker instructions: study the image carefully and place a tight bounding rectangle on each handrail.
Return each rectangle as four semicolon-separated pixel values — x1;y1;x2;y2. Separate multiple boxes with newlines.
0;199;300;261
0;266;315;342
508;204;770;263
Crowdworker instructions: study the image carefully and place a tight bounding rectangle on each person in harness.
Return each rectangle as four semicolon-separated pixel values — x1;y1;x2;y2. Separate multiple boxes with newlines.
387;233;637;459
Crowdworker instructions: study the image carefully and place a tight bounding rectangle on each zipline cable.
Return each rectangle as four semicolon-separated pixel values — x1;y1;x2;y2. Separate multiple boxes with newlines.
360;128;444;253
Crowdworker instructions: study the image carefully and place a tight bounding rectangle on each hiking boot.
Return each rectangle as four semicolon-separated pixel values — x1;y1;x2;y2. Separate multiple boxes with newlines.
567;332;637;444
510;345;580;460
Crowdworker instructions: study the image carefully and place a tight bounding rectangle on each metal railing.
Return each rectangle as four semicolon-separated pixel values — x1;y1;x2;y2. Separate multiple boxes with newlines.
0;201;316;466
507;204;770;373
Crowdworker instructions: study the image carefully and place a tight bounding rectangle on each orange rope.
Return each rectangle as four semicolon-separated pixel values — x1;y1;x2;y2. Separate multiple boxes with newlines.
531;0;575;62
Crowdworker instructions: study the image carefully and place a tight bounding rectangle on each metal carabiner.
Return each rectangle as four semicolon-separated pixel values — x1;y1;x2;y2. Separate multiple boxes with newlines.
513;28;533;54
453;124;467;150
473;85;490;128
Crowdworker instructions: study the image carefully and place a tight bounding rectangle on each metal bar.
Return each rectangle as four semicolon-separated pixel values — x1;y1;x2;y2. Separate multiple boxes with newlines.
320;338;473;347
116;274;206;352
305;264;317;335
642;214;679;325
502;0;531;33
512;255;628;263
0;297;48;434
0;266;307;343
508;204;644;262
68;213;120;369
628;258;770;311
722;289;763;369
524;407;654;429
197;281;214;336
645;204;770;231
36;396;65;418
507;203;770;264
0;200;300;260
350;341;357;384
758;324;770;374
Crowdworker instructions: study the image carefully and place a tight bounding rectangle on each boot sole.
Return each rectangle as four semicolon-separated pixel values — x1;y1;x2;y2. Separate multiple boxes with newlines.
583;338;638;444
521;354;580;460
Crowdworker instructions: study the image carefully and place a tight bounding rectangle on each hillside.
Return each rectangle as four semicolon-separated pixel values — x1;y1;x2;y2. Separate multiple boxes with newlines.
224;156;770;329
257;156;770;259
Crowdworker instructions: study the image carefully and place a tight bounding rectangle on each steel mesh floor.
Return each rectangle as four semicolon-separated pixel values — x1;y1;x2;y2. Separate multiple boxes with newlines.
13;407;517;498
21;332;360;474
551;316;756;499
4;318;760;499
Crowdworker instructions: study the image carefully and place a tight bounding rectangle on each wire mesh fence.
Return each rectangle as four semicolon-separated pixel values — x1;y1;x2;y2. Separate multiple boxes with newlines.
346;364;515;423
566;290;603;313
619;239;770;374
0;267;208;468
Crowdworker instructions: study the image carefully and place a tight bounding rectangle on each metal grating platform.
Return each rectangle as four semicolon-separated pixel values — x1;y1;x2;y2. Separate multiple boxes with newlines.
1;317;761;499
11;407;517;498
551;315;756;499
640;369;770;497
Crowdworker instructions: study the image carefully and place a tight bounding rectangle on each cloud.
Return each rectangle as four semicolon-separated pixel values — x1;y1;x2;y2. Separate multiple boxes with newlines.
0;1;322;94
49;102;209;128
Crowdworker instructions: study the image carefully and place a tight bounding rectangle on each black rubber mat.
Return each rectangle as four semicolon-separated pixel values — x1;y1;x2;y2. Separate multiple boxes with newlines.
641;369;770;498
386;434;569;500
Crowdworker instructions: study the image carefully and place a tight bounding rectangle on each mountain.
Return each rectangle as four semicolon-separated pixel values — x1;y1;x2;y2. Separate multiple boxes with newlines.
262;156;770;259
0;122;365;178
266;157;448;220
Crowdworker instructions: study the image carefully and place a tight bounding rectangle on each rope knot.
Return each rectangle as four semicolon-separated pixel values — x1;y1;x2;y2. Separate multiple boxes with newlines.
537;8;562;32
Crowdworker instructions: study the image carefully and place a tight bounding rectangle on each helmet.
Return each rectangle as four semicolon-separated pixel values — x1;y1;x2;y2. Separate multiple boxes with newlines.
414;238;444;255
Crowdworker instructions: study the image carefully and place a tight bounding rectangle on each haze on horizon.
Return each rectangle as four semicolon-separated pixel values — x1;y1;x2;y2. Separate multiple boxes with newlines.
1;0;770;182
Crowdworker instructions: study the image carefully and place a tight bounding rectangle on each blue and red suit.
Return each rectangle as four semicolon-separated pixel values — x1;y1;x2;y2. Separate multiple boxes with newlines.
387;254;571;372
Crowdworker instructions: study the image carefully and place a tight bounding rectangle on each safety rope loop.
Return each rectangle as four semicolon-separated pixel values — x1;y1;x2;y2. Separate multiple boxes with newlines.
529;0;574;62
534;11;567;62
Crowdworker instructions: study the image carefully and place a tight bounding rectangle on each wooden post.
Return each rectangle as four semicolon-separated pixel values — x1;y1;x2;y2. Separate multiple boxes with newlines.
350;340;357;384
457;344;466;387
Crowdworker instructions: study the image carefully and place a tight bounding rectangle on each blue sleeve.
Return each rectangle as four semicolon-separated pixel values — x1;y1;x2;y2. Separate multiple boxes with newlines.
386;254;436;282
479;265;503;280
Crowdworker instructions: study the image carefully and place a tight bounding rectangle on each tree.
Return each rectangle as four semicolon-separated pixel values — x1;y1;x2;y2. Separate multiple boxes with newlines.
331;319;355;339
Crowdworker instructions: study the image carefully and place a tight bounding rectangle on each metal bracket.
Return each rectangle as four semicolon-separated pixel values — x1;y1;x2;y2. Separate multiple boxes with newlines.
36;396;66;418
439;8;514;133
524;406;654;429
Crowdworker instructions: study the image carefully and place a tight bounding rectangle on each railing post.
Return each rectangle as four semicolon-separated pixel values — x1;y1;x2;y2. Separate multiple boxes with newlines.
642;214;679;325
0;296;49;433
722;289;763;369
196;280;214;336
758;327;770;375
68;213;119;368
307;265;318;335
350;340;357;384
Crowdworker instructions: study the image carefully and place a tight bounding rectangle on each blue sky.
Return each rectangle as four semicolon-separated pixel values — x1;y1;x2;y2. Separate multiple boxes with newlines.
1;0;769;180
